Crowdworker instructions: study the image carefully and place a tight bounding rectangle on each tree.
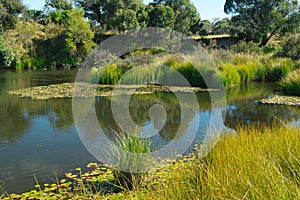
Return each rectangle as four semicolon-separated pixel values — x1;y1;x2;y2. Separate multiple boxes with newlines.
224;0;300;46
112;9;140;33
45;0;73;11
0;0;25;32
212;18;233;35
63;9;95;61
199;20;213;35
75;0;145;31
152;0;200;34
148;4;175;28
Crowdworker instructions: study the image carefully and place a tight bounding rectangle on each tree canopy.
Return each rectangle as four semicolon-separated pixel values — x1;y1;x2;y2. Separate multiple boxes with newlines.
0;0;25;32
224;0;300;46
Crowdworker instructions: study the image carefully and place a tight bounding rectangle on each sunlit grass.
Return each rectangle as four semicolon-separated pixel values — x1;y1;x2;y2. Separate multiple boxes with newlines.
3;124;300;199
280;69;300;96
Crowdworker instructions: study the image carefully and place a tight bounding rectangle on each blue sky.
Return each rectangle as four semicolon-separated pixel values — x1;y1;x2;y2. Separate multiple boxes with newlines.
22;0;229;21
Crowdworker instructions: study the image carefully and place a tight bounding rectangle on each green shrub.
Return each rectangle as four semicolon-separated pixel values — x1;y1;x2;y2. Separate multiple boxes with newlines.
0;36;15;68
263;45;277;54
280;69;300;96
256;58;292;82
232;41;261;54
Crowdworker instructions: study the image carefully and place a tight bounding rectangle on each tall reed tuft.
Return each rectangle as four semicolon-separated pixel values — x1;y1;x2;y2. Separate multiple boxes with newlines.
106;130;153;191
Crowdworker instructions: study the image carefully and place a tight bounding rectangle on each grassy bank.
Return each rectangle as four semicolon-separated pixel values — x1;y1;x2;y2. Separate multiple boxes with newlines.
3;125;300;199
90;50;297;89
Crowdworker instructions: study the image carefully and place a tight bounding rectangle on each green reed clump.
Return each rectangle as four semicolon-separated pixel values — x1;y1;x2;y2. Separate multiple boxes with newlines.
91;63;130;84
219;64;241;87
106;130;152;191
257;58;293;82
280;69;300;96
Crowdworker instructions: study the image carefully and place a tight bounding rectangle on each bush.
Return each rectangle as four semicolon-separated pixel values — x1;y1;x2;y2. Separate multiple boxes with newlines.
0;36;15;68
278;34;300;60
256;58;292;82
232;41;261;54
280;69;300;96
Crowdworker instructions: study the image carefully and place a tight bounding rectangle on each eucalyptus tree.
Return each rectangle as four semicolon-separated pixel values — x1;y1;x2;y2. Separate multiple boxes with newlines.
152;0;200;34
224;0;300;46
147;4;175;28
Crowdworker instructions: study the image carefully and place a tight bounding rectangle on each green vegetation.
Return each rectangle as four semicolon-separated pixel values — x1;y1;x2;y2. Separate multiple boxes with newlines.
90;51;297;89
106;130;152;190
3;125;300;199
280;69;300;96
224;0;300;46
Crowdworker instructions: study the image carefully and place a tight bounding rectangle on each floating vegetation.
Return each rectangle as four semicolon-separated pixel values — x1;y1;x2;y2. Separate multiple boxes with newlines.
8;82;215;100
260;95;300;106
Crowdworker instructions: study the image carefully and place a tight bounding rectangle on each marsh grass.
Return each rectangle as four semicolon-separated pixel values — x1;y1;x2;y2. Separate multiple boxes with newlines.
280;69;300;96
106;130;153;191
121;125;300;199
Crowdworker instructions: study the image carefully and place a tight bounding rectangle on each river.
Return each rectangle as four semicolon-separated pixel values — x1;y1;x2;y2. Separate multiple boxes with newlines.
0;69;300;194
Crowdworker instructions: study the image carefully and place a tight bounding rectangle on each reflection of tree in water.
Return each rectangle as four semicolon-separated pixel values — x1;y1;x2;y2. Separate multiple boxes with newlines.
225;100;300;129
223;82;298;129
0;70;77;143
46;99;74;130
0;98;31;143
96;92;198;142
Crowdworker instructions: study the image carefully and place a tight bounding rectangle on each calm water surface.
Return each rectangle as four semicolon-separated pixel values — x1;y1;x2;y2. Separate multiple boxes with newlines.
1;69;300;194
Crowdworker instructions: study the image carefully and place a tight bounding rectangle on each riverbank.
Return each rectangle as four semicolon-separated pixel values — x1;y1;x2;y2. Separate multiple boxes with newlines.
2;125;300;199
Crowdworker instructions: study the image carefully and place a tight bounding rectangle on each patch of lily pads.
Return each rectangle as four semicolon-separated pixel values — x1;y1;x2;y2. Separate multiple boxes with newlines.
8;82;214;100
260;95;300;106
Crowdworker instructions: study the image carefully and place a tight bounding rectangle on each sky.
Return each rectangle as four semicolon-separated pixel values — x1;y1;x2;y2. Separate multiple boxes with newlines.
22;0;230;21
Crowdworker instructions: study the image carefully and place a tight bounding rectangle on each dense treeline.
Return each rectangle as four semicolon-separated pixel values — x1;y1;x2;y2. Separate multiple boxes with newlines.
0;0;299;69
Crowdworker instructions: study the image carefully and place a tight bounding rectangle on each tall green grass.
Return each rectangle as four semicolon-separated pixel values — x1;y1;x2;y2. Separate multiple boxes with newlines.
280;69;300;96
91;51;295;89
106;130;152;190
120;125;300;199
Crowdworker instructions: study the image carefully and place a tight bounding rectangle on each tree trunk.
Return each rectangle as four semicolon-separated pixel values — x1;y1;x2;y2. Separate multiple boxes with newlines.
259;34;268;47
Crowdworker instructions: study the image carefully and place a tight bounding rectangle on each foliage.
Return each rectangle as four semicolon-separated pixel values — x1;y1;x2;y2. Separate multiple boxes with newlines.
0;0;25;32
153;0;200;34
111;9;140;33
147;5;175;28
2;4;95;69
257;58;293;81
75;0;145;31
198;20;213;36
224;0;300;46
280;69;300;96
63;9;95;62
220;64;241;87
0;36;15;67
232;41;261;54
278;34;300;60
212;18;233;35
